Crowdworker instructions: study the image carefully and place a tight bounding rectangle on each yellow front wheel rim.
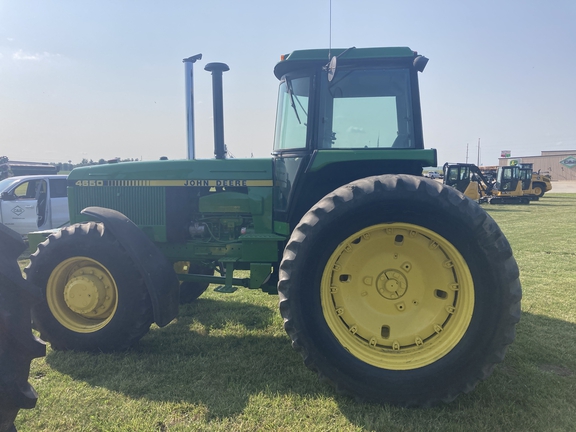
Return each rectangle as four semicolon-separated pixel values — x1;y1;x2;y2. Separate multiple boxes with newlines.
321;223;474;370
46;257;119;333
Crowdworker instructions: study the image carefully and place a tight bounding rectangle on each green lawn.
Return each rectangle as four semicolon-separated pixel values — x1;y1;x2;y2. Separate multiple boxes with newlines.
15;195;576;431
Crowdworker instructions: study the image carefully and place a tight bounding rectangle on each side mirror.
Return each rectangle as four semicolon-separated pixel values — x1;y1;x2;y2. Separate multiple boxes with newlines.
325;47;356;83
0;191;14;201
327;56;337;82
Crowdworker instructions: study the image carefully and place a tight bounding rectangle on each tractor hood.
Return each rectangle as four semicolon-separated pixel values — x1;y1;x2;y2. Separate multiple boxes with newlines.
68;159;274;185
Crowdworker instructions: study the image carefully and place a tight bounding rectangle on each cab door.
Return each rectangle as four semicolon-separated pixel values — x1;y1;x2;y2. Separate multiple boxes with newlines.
0;179;45;235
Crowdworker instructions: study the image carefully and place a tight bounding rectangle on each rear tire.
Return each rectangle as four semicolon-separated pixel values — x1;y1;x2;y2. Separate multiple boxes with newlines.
25;222;153;352
278;175;521;406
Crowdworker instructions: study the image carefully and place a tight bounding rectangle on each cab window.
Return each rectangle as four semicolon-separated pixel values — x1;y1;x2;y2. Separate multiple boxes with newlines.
274;76;310;150
321;68;414;149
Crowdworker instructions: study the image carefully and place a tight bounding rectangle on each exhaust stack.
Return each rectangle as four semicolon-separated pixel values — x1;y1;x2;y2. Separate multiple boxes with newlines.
204;62;229;160
183;54;202;160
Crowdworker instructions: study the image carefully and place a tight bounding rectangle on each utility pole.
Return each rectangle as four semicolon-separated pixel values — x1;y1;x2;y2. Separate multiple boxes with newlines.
466;143;469;163
477;138;481;166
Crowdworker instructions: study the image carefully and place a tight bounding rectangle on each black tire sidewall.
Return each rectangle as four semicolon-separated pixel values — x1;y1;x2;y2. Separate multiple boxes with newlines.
283;177;516;403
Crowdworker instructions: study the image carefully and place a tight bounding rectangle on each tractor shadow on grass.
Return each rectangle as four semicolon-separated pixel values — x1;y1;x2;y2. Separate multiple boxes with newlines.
483;207;531;213
482;196;575;212
44;296;334;420
335;311;576;430
44;304;576;428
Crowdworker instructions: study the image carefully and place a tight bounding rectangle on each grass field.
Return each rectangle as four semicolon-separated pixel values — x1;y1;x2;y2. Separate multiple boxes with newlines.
15;194;576;431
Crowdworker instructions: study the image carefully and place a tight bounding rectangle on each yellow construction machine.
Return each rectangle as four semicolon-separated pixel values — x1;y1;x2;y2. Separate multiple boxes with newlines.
518;163;552;198
443;163;530;204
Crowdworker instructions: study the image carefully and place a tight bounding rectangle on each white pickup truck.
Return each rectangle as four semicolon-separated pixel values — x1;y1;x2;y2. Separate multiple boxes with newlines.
0;175;69;237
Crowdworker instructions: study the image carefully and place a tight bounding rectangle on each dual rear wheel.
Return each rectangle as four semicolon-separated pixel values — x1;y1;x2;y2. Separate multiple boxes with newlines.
278;175;521;406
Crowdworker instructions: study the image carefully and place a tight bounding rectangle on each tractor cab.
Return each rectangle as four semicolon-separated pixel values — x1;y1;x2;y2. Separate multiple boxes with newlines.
518;164;533;191
443;163;492;201
273;48;425;152
271;47;435;225
494;166;522;195
444;164;473;193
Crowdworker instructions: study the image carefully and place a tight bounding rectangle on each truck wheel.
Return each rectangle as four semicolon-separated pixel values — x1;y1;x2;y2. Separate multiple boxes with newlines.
176;262;213;304
532;183;545;197
278;174;521;406
25;222;153;352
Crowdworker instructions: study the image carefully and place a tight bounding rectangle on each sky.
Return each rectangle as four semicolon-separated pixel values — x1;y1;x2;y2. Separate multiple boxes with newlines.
1;0;575;166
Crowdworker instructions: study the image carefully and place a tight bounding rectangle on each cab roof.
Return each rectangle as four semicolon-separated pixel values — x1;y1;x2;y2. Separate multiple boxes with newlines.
274;46;417;79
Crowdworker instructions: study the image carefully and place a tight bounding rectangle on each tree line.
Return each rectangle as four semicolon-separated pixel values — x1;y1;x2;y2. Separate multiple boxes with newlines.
53;158;139;172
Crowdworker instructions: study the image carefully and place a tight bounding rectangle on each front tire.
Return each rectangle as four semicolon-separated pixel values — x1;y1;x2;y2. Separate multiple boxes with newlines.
278;175;521;406
25;222;153;352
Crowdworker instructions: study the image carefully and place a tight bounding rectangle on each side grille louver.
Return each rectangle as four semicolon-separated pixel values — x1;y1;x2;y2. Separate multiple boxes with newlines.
74;187;165;226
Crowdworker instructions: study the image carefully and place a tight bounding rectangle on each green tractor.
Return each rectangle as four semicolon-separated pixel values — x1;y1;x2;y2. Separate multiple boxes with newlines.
25;47;521;407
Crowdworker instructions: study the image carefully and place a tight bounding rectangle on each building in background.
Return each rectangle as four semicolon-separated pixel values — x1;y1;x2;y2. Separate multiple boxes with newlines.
499;150;576;181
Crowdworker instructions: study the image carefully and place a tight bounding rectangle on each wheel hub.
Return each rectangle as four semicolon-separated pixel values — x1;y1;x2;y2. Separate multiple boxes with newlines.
57;264;115;320
376;269;408;299
64;275;102;314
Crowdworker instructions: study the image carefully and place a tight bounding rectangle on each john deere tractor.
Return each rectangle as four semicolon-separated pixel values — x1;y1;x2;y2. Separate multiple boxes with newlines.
25;47;521;407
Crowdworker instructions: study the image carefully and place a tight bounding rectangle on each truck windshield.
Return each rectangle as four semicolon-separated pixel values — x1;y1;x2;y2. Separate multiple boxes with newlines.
320;68;414;149
274;76;310;150
0;178;18;194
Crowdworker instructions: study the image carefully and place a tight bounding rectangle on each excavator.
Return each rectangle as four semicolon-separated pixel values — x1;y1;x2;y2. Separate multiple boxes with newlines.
443;163;530;204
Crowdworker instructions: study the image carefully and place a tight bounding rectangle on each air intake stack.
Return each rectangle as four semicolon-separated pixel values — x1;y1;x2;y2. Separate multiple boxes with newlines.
204;62;229;160
183;54;202;160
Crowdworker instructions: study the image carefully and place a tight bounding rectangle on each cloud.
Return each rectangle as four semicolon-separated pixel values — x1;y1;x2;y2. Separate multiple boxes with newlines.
347;126;365;134
13;49;59;61
7;38;14;42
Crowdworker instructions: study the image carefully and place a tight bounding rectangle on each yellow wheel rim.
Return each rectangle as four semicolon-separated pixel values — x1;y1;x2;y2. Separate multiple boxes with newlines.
321;223;474;370
533;186;542;196
46;257;119;333
173;261;190;275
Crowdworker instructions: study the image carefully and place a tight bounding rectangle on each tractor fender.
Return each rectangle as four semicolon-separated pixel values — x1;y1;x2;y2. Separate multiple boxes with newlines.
80;206;179;327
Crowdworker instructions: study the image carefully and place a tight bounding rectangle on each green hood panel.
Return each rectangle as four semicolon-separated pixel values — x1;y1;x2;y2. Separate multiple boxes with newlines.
68;159;274;183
